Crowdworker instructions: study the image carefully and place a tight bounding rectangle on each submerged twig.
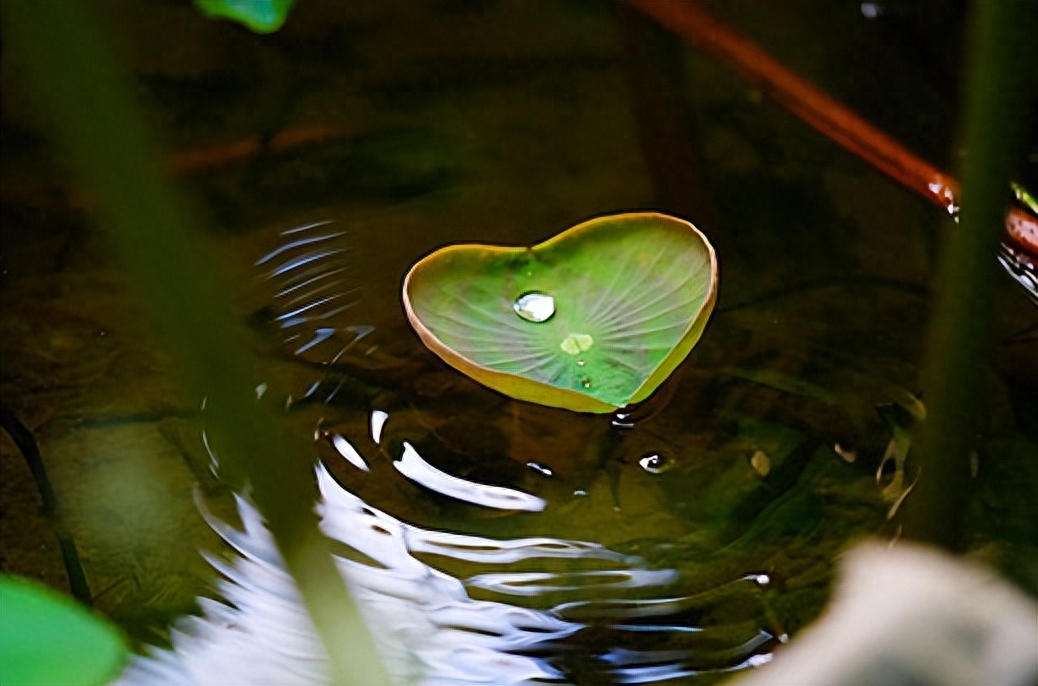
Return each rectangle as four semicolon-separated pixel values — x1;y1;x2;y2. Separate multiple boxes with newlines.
0;402;92;605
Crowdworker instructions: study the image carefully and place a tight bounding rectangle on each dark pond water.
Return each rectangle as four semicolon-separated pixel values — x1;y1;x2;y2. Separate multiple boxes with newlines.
1;1;1035;684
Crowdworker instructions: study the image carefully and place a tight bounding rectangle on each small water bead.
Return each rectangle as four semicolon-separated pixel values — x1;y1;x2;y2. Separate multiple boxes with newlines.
611;402;657;430
638;452;673;474
581;377;592;389
833;443;856;463
749;450;771;477
611;409;635;429
577;359;585;367
513;291;555;322
560;333;593;355
526;462;554;477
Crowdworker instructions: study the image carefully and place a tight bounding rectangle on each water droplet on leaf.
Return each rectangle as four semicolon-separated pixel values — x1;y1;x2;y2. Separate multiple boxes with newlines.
581;377;592;388
560;333;594;355
513;291;555;322
638;452;673;474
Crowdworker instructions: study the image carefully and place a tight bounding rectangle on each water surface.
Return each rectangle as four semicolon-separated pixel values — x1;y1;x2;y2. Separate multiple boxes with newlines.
1;1;1035;683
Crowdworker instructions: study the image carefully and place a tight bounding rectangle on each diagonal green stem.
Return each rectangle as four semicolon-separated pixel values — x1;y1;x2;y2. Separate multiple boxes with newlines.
902;0;1035;549
1;2;386;682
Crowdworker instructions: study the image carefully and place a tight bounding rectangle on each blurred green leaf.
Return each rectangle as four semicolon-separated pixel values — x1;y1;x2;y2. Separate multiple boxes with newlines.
1;0;386;681
0;575;128;686
194;0;296;33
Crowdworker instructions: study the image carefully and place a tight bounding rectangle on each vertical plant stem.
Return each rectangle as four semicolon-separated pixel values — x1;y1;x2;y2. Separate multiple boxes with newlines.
1;2;386;683
902;0;1034;549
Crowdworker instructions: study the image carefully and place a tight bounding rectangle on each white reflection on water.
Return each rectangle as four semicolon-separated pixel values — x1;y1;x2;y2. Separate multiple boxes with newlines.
330;433;369;472
370;409;389;444
394;441;546;512
117;434;777;685
120;223;778;684
118;462;576;685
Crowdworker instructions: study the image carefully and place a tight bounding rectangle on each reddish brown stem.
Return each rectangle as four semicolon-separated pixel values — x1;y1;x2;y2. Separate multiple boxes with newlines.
623;0;1037;257
169;125;346;173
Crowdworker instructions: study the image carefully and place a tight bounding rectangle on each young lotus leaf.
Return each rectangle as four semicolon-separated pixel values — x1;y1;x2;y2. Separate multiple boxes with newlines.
403;212;718;413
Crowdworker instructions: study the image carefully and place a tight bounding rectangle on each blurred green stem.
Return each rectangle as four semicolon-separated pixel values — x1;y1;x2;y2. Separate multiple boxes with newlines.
903;0;1034;549
1;2;386;683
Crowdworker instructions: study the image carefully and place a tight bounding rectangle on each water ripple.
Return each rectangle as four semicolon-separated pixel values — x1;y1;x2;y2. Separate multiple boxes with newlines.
118;452;779;685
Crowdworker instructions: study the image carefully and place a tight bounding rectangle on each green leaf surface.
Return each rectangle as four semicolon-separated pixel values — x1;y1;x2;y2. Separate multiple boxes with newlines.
403;213;718;412
0;575;128;686
194;0;296;33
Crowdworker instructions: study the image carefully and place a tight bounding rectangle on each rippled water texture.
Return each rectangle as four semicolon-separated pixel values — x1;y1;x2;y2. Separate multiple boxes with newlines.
104;218;936;684
1;1;1035;685
119;459;778;684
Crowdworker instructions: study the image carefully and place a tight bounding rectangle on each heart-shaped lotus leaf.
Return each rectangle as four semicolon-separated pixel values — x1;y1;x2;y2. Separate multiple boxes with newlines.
403;212;718;413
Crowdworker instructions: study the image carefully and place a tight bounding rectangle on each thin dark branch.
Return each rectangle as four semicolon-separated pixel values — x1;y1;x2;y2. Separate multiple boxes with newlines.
0;401;92;605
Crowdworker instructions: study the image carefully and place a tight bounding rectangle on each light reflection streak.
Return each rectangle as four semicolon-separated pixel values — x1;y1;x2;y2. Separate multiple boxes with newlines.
121;218;779;682
393;442;547;512
370;410;389;444
331;434;369;472
118;451;779;685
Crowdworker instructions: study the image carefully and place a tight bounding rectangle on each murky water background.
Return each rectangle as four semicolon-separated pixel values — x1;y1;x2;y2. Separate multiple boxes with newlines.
1;1;1035;684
